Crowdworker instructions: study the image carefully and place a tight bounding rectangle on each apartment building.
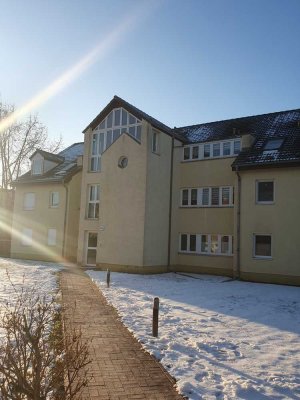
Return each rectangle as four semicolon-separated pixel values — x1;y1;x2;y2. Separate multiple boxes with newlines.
11;143;83;262
11;96;300;285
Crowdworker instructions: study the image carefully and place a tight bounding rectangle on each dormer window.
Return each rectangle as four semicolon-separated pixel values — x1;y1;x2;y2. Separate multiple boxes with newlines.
32;159;43;175
264;138;284;151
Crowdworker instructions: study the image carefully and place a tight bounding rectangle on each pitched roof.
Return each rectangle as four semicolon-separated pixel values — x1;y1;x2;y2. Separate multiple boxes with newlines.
83;95;182;140
29;149;64;163
14;142;84;185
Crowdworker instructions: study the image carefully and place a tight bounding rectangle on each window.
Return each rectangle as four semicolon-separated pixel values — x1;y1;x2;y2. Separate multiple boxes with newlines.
211;187;220;206
21;228;32;246
254;235;272;258
87;185;100;219
179;233;233;255
86;232;98;265
180;186;233;207
183;138;241;161
152;130;159;153
256;181;274;203
32;159;43;175
47;229;56;246
90;108;142;172
23;193;36;210
264;138;284;151
50;192;59;208
192;146;199;159
180;234;197;252
182;189;189;206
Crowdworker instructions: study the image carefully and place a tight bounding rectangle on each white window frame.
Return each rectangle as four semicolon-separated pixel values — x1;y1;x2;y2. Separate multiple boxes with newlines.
47;228;57;246
253;234;272;259
256;180;275;204
87;185;100;219
85;231;98;266
179;233;233;256
23;193;36;211
182;138;241;162
21;228;32;246
49;191;59;208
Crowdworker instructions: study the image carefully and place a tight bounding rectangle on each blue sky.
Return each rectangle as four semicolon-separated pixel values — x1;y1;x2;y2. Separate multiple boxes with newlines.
1;0;300;147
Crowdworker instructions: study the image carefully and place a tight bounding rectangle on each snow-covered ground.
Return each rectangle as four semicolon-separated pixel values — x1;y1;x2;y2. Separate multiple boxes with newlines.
87;271;300;400
0;258;62;340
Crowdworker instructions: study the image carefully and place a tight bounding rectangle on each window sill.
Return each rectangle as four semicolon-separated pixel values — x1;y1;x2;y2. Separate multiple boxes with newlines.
182;155;237;163
253;256;273;260
255;202;275;205
180;205;234;209
178;251;233;257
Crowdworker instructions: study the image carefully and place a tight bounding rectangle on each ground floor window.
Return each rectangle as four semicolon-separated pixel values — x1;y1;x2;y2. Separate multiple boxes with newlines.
86;232;98;266
179;233;233;255
254;234;272;258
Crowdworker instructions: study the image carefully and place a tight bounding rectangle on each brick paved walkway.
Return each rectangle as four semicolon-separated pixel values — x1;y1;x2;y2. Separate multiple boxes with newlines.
60;267;184;400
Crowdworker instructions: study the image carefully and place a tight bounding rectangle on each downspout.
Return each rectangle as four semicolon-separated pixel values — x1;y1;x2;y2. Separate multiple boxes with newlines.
167;132;175;271
235;166;241;279
62;180;69;259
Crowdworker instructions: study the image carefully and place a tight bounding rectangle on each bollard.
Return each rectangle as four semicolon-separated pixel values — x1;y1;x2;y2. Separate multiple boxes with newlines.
106;269;110;288
152;297;159;337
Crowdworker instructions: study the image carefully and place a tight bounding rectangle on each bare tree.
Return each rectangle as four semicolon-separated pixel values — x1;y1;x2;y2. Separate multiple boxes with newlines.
0;283;91;399
0;101;63;189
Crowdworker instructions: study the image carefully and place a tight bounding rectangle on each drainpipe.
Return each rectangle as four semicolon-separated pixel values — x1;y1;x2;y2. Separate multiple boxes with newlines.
167;132;175;271
62;180;69;259
235;166;241;279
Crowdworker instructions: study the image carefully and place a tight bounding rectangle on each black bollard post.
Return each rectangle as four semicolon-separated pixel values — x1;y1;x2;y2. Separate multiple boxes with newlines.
152;297;159;337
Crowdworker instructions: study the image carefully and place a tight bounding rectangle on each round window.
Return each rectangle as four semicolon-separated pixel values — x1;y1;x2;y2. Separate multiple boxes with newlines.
118;156;128;169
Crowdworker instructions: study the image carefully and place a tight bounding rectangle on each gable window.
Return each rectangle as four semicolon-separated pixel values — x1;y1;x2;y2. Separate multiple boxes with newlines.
254;234;272;258
192;146;199;159
87;185;100;219
47;229;57;246
256;181;274;203
213;143;220;157
23;193;36;210
152;130;159;153
90;108;142;172
32;159;43;175
204;144;210;158
50;192;59;208
264;138;284;151
21;228;32;246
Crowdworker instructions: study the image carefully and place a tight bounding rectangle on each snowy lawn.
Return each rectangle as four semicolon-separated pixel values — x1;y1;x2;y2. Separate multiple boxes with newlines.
87;271;300;400
0;257;62;340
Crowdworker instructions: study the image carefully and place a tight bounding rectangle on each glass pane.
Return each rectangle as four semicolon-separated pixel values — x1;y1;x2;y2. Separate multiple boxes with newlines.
95;203;99;219
89;186;95;201
191;189;197;205
182;189;189;206
213;143;220;157
211;187;220;206
88;232;98;247
87;249;96;265
221;236;229;254
184;147;190;160
107;112;113;128
223;142;231;156
222;187;230;205
192;146;199;159
113;129;120;142
129;126;136;137
99;132;105;153
255;235;271;257
258;181;274;202
190;235;196;252
121;127;127;134
122;109;128;125
129;114;136;124
181;235;187;251
92;134;98;155
88;203;95;218
106;131;112;147
211;235;219;253
234;140;241;154
114;109;121;126
152;132;157;152
99;119;105;129
264;138;284;150
202;188;209;206
204;144;210;158
201;235;208;252
136;125;142;142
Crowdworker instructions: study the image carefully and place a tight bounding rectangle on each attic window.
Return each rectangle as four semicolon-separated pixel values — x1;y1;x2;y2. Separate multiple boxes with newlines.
32;159;43;175
264;138;284;151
